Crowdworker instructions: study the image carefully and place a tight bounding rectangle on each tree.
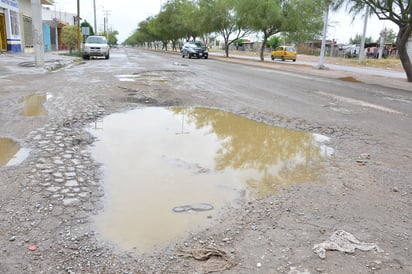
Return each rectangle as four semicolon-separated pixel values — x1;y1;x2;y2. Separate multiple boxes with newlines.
61;25;78;53
107;30;119;46
346;0;412;82
80;20;94;36
237;0;325;61
200;0;250;57
267;35;282;49
349;33;373;44
380;27;397;44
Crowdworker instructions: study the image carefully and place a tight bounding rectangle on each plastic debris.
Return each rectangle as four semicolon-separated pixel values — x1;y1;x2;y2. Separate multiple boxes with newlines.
28;245;37;251
313;230;383;259
173;203;214;212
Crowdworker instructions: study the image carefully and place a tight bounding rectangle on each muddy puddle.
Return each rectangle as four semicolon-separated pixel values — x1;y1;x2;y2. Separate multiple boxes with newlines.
88;107;333;251
0;138;30;167
19;93;49;116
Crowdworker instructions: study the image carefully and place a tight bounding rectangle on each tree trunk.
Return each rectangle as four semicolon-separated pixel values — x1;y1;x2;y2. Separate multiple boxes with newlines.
225;45;229;57
397;26;412;82
260;34;269;61
224;37;230;57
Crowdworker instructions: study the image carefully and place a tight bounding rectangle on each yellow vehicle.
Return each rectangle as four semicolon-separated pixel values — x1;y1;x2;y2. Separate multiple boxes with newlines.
271;46;297;62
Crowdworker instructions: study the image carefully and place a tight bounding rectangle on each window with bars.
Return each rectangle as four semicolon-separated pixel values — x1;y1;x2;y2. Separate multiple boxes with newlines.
10;10;19;36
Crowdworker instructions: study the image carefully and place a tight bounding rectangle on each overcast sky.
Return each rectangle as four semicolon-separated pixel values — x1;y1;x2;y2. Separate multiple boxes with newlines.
54;0;397;44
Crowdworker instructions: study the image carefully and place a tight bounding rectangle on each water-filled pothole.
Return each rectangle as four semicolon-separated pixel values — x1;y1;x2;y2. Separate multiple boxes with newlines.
19;93;50;116
0;138;30;167
88;107;333;251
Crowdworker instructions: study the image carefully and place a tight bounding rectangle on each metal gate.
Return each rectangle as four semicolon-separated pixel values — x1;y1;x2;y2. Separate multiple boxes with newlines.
0;13;7;51
22;15;33;48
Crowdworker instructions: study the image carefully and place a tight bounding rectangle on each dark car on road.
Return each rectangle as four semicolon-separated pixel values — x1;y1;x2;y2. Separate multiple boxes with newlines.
182;42;208;59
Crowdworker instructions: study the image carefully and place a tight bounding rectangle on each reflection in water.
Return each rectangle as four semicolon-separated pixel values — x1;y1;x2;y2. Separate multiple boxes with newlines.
0;138;20;167
173;107;331;193
88;107;333;251
20;94;48;116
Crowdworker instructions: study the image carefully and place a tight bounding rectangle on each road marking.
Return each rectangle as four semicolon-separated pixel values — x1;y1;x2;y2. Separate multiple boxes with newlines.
316;91;402;114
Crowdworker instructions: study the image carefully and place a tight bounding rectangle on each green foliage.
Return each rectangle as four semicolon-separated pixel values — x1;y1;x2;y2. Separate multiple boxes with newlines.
124;0;326;60
281;0;325;43
349;34;373;45
267;35;281;49
233;38;246;46
61;25;79;53
80;20;94;36
236;0;324;60
380;27;396;44
108;30;119;45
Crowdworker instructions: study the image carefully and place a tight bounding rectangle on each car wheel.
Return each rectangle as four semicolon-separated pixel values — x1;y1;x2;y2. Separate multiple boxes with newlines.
83;55;88;60
182;53;185;58
105;54;110;59
188;54;192;59
293;59;296;62
281;56;285;61
204;55;208;59
271;55;274;60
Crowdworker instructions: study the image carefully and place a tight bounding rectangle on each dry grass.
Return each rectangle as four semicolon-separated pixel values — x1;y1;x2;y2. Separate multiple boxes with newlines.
329;57;403;71
210;48;404;72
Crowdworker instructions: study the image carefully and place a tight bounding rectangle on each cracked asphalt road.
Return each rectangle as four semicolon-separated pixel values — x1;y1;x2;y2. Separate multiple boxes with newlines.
0;48;411;273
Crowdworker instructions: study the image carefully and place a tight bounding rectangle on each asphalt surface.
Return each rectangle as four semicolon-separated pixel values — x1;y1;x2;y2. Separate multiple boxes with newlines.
1;50;410;91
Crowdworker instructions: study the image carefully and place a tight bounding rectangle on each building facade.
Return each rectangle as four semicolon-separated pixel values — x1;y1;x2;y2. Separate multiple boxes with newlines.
0;0;21;52
0;0;75;53
42;6;75;52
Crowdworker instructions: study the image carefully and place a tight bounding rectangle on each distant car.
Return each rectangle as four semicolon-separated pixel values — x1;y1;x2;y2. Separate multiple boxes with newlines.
271;46;297;62
182;42;208;59
83;36;110;60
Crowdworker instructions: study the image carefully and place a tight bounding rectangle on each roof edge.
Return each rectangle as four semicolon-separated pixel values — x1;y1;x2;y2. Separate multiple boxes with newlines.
41;0;54;5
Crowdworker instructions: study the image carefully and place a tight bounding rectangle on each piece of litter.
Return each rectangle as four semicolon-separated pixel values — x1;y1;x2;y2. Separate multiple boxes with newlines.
313;230;383;259
178;247;235;273
173;203;214;212
28;245;37;251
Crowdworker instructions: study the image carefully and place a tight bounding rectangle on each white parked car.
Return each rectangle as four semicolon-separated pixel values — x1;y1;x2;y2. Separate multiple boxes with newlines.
83;36;110;60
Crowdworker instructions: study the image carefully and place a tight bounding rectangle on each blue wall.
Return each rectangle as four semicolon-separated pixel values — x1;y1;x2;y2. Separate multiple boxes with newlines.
43;23;51;52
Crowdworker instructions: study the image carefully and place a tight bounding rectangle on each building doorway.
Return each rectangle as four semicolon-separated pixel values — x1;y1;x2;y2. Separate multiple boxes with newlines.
0;13;7;51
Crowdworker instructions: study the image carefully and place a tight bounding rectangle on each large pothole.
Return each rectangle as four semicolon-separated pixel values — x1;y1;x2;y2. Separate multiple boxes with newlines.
87;107;333;251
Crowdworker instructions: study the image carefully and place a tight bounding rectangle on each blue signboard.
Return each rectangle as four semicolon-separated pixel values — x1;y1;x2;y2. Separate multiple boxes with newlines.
0;0;19;9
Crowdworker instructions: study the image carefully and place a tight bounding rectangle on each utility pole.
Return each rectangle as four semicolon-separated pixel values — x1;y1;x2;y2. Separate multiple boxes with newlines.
93;0;97;34
31;0;44;67
316;5;329;69
103;10;111;39
77;0;81;51
359;5;369;64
